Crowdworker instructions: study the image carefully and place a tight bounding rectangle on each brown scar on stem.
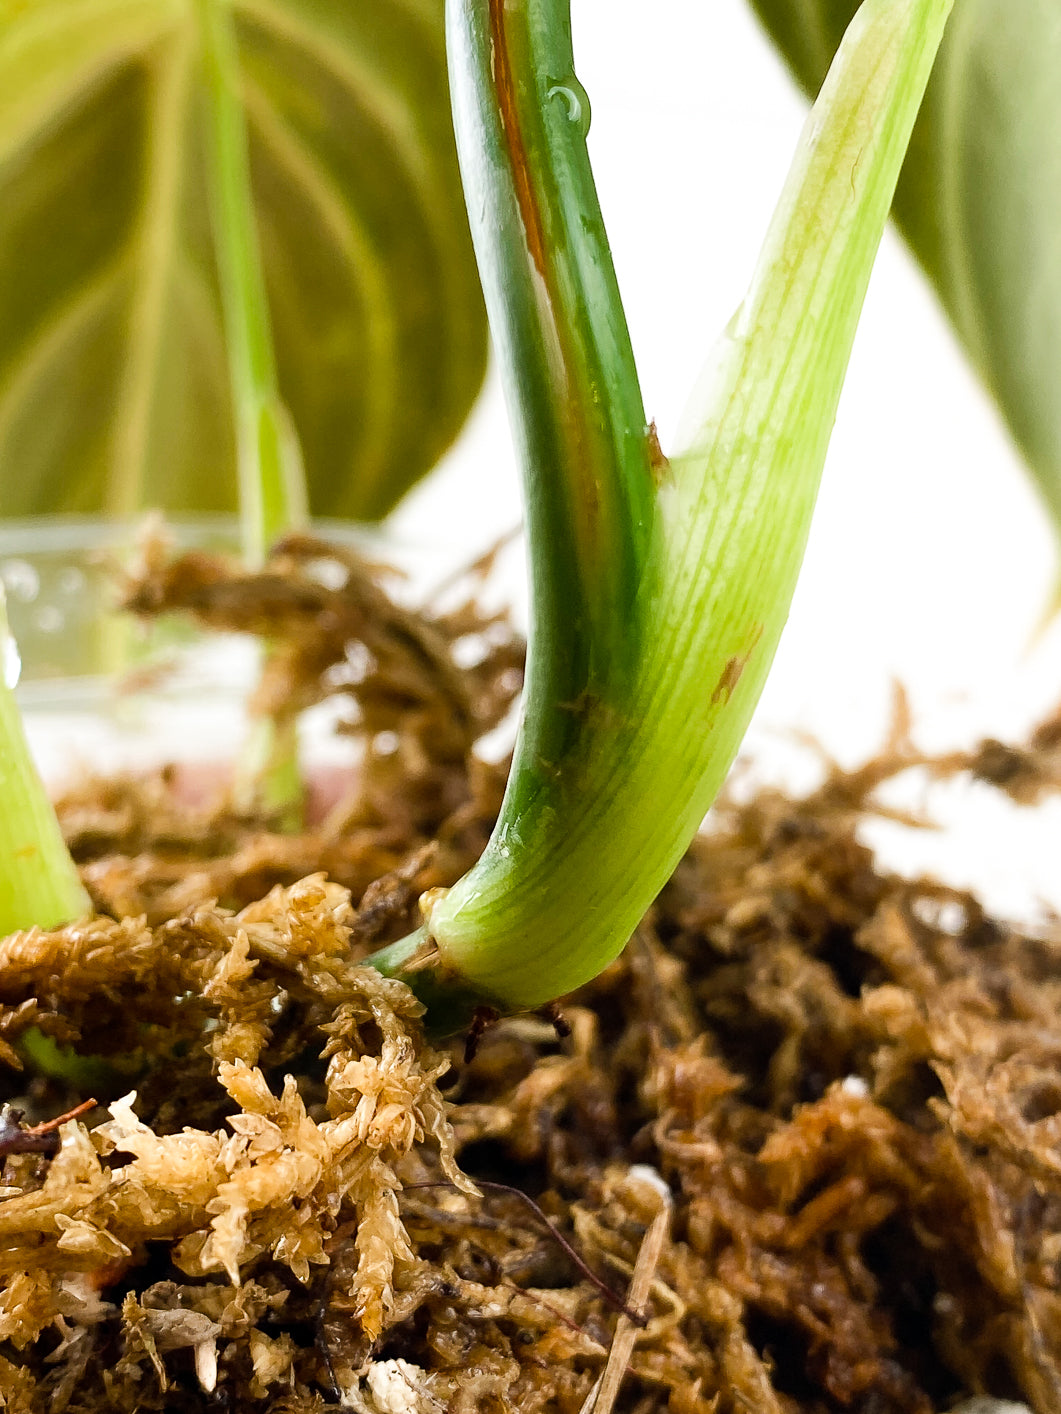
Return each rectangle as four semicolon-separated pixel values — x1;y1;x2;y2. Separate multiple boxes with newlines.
488;0;548;278
536;756;564;782
647;421;670;486
557;689;622;733
558;688;598;715
711;625;764;706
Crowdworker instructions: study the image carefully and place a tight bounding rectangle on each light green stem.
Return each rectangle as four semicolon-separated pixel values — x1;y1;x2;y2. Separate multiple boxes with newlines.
232;711;302;827
196;0;307;564
0;602;87;934
197;0;307;820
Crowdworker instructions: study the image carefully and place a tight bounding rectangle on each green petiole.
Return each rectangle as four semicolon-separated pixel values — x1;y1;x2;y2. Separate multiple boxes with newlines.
196;0;308;824
0;593;87;935
372;0;954;1013
195;0;308;567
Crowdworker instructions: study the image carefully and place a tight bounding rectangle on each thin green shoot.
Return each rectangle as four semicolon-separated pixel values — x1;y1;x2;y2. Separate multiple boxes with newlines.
195;0;308;565
196;0;308;825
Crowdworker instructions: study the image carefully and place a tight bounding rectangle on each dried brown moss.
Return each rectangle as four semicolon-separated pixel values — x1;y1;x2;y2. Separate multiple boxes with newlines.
60;530;523;925
0;879;467;1367
121;529;524;766
0;545;1058;1412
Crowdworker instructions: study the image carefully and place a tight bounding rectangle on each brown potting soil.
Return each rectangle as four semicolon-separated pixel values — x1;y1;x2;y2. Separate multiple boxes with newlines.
0;536;1057;1413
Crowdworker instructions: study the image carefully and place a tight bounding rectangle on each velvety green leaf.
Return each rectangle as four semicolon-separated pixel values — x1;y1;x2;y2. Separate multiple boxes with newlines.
0;0;487;522
748;0;1061;532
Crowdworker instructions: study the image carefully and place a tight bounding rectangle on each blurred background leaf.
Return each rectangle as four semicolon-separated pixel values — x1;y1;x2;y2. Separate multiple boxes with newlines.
748;0;1061;540
0;0;487;522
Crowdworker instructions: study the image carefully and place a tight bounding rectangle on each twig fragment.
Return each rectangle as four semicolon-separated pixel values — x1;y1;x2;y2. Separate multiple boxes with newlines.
405;1180;646;1324
578;1172;672;1414
0;1099;97;1158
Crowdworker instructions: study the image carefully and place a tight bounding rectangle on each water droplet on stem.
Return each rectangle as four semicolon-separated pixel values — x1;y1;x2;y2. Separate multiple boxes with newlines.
546;76;591;137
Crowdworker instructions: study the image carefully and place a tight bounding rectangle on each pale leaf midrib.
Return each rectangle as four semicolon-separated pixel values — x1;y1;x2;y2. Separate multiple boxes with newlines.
0;0;178;165
233;0;428;164
234;0;483;393
107;26;194;517
240;75;399;501
0;255;129;455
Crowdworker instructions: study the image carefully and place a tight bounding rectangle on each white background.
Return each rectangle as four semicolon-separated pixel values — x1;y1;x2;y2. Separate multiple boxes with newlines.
390;0;1061;915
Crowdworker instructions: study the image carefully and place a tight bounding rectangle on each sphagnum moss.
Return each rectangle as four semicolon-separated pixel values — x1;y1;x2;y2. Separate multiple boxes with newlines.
0;551;1057;1412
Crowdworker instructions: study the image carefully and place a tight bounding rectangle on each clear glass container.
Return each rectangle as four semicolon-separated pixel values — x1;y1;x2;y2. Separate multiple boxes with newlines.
0;515;433;786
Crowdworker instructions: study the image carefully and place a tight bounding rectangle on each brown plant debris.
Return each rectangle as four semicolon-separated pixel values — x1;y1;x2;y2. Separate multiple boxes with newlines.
1;551;1059;1412
121;528;525;766
58;530;524;926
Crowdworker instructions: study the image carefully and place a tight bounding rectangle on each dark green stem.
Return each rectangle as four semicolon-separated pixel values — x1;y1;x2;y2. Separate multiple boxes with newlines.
393;0;660;995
